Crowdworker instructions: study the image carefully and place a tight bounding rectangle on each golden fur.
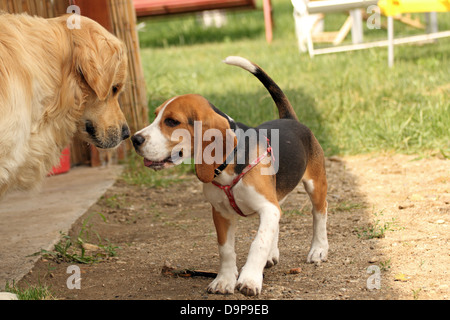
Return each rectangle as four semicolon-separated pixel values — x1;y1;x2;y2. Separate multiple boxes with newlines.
0;13;129;197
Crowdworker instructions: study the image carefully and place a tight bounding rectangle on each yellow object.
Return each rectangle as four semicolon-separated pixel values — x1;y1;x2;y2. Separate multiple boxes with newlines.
378;0;450;16
394;273;410;282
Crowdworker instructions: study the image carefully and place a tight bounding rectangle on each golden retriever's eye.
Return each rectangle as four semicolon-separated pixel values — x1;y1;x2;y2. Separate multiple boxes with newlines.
112;85;119;95
164;118;180;128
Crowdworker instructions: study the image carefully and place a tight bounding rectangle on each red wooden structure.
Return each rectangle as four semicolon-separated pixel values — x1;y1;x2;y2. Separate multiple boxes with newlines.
133;0;255;17
133;0;273;42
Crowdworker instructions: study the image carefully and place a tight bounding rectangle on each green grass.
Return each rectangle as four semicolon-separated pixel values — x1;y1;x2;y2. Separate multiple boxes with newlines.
356;210;400;239
31;217;120;264
333;200;367;212
122;152;194;186
5;281;54;300
136;0;449;156
128;0;449;184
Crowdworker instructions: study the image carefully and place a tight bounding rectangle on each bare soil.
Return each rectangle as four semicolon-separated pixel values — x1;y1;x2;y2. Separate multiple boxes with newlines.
18;154;449;300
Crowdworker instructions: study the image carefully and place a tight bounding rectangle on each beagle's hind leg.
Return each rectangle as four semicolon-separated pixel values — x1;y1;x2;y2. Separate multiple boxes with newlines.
302;147;329;264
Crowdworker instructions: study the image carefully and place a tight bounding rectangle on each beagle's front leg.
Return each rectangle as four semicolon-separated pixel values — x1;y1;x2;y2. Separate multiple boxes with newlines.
236;204;281;296
207;208;238;294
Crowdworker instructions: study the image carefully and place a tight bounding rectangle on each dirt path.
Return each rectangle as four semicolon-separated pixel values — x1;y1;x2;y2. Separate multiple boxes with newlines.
18;154;449;300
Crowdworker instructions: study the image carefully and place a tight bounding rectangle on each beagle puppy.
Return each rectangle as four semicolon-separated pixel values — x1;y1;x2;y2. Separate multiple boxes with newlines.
132;56;328;296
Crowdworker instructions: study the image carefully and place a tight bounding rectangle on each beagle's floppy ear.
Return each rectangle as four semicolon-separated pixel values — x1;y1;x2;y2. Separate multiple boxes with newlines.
195;115;237;183
72;18;127;101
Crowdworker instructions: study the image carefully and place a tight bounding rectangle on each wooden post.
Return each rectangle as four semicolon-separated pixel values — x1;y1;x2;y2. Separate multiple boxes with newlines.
350;9;363;44
425;12;438;34
388;15;394;68
73;0;148;166
74;0;114;166
263;0;273;43
74;0;112;31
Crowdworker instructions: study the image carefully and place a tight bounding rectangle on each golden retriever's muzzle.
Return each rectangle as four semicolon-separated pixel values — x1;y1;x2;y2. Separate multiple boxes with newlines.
85;120;130;149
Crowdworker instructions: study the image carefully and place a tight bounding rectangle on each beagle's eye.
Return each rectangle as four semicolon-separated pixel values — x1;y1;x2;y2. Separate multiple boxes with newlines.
164;118;181;127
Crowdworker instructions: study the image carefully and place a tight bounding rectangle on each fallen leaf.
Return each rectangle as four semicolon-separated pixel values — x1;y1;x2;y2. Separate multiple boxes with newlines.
394;273;410;282
287;267;302;274
82;243;100;251
368;257;379;263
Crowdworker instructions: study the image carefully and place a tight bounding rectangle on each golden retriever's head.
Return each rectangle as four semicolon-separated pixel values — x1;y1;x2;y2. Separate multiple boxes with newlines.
70;16;130;149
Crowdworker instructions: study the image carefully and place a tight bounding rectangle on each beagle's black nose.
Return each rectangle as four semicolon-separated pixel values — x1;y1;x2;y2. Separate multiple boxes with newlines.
131;134;145;149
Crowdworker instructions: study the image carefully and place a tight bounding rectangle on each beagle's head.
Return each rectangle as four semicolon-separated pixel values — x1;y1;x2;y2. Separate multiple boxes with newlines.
132;94;236;183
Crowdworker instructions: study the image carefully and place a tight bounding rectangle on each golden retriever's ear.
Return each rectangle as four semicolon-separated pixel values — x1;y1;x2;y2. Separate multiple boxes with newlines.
72;20;126;101
194;116;236;183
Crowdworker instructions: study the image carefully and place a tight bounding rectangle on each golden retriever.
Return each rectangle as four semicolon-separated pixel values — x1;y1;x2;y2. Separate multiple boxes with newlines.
0;13;130;197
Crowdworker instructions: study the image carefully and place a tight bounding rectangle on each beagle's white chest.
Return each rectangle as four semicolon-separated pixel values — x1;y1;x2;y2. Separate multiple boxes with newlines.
203;176;270;219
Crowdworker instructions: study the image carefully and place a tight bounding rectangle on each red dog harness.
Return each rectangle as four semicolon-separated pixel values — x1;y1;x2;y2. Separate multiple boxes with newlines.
212;139;273;217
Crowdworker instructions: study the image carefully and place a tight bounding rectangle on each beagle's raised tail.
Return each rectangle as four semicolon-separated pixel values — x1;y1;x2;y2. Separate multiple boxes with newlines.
223;56;299;121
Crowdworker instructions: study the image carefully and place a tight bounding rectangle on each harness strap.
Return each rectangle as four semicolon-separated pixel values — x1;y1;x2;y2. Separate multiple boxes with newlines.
211;183;246;217
212;138;274;217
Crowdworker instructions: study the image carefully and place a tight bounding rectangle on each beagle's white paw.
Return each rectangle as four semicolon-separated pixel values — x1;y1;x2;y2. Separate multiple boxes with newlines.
265;247;279;268
207;273;237;295
236;270;263;296
307;241;329;264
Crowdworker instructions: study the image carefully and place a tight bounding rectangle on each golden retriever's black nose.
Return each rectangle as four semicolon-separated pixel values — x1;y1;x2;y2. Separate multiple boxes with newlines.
131;134;145;149
122;125;130;140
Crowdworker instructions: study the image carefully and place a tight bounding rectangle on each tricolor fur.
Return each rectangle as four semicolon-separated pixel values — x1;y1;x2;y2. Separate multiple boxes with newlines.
132;56;329;296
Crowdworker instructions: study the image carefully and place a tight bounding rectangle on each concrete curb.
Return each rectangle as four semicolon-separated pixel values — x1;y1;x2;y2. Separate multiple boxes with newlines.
0;165;123;291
